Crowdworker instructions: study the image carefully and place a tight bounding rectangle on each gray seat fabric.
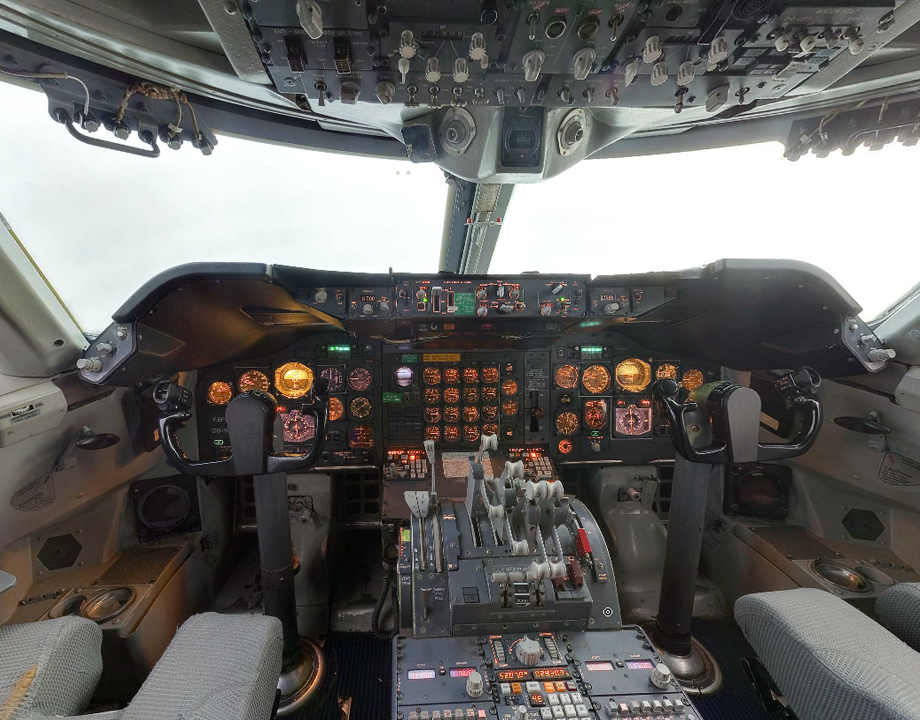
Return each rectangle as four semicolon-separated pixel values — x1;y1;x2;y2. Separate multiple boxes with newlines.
119;613;283;720
735;588;920;720
0;616;103;719
877;582;920;652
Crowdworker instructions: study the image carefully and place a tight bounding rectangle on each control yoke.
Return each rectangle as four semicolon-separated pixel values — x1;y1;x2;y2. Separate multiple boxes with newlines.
653;371;822;465
153;379;329;475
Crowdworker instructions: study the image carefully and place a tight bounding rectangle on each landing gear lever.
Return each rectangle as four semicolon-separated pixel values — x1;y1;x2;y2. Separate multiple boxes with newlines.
154;379;330;715
649;372;822;692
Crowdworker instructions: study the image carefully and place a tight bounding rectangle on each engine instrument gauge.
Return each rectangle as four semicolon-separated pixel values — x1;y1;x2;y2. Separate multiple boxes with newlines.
555;411;580;436
462;367;479;384
443;367;460;384
463;425;480;442
481;423;496;436
463;406;480;422
444;387;460;404
238;370;269;393
615;358;652;393
615;404;652;436
394;366;415;388
558;393;573;406
424;388;441;404
502;362;516;375
554;365;579;389
482;367;499;384
348;425;374;449
482;386;498;401
444;406;460;422
207;381;233;405
275;363;314;399
582;365;611;394
463;387;479;403
558;439;574;455
423;367;441;386
424;407;441;424
348;367;372;392
282;410;315;443
328;397;344;422
320;367;344;393
501;399;519;416
349;396;372;419
482;405;498;421
584;400;608;430
681;369;705;391
444;425;460;442
655;363;679;382
501;379;518;396
425;426;441;441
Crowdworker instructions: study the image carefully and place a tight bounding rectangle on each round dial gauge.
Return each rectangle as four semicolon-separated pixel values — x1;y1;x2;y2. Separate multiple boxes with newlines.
424;388;441;404
275;363;314;399
320;367;344;393
463;367;479;384
482;386;498;401
282;410;315;443
501;379;518;396
425;425;441;441
349;396;372;419
483;423;498;436
584;400;608;430
348;367;372;392
616;358;652;393
558;393;573;406
554;365;579;389
502;426;517;440
444;425;460;442
239;370;269;393
681;369;705;391
444;387;460;404
463;406;480;422
423;367;441;386
424;407;441;423
482;367;499;384
501;399;519;416
555;411;580;436
328;397;344;422
502;362;516;375
582;365;611;395
444;406;460;422
463;387;479;403
558;439;574;455
394;366;415;388
615;404;652;436
656;363;679;382
443;367;461;385
463;424;480;442
348;425;374;449
482;405;498;421
207;381;233;405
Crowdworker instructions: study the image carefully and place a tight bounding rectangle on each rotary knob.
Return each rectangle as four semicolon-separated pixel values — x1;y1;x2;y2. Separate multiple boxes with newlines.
314;288;328;304
540;305;552;317
96;342;114;356
379;299;390;313
477;306;488;317
362;303;374;316
76;357;103;372
515;636;542;667
466;670;484;698
603;302;620;315
650;663;672;689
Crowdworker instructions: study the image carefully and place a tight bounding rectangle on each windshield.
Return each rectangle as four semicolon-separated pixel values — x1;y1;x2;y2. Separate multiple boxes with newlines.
1;79;916;333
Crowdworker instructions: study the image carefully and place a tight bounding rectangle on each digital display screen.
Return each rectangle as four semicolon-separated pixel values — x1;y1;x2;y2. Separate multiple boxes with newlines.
408;669;436;680
449;667;474;678
533;668;570;679
498;670;531;681
625;660;655;670
585;661;615;672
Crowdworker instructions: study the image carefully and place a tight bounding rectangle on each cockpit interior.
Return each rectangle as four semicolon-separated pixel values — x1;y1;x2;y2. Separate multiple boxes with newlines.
2;1;920;719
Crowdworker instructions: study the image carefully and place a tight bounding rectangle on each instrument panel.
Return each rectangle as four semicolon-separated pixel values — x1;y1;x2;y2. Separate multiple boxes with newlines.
195;331;716;467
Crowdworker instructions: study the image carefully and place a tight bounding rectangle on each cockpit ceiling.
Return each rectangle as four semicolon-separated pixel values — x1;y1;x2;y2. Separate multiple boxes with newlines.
2;0;920;180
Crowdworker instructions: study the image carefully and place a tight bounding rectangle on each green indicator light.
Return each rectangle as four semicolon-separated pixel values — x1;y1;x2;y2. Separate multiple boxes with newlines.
328;345;352;352
582;346;603;353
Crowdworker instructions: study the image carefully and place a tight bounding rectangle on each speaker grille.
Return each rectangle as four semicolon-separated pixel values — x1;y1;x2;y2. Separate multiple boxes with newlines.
37;534;82;570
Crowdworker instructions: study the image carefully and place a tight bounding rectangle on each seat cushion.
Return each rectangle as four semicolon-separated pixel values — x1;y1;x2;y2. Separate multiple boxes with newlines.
120;613;282;720
0;616;102;719
735;588;920;720
877;582;920;652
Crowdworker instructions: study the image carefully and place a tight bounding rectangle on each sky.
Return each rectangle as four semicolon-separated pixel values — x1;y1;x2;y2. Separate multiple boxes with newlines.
0;79;917;332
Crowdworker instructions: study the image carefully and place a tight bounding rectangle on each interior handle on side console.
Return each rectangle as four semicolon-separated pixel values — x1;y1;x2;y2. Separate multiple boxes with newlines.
153;379;329;475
